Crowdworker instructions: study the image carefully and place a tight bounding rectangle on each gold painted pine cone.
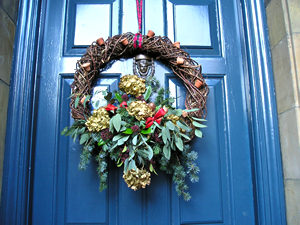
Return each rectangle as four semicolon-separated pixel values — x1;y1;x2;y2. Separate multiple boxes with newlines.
123;168;151;191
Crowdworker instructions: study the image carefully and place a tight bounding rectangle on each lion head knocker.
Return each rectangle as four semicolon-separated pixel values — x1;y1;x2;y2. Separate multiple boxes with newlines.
133;54;155;78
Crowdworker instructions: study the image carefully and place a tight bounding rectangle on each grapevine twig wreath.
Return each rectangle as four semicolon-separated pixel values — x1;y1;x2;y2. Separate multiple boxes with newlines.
62;31;209;201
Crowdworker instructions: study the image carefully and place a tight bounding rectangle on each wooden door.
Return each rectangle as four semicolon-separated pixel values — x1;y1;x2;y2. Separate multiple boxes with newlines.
31;0;256;224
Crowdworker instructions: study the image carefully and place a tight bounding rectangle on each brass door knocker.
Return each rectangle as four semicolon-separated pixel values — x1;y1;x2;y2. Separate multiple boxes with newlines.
133;54;155;78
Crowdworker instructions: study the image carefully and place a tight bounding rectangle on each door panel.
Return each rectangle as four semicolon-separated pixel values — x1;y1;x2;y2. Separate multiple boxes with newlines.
32;0;255;224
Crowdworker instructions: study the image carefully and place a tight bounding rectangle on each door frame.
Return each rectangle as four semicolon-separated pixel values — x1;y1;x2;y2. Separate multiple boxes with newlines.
0;0;287;224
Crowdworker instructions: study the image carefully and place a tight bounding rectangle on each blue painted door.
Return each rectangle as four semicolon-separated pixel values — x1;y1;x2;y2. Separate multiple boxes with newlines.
32;0;256;224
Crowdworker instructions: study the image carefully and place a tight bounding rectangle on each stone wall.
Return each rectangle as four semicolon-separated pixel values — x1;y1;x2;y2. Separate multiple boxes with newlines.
0;0;19;199
266;0;300;224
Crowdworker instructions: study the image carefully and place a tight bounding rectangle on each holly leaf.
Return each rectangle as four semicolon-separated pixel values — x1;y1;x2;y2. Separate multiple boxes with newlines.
144;86;152;101
141;127;152;134
98;139;105;146
115;92;123;103
123;128;133;134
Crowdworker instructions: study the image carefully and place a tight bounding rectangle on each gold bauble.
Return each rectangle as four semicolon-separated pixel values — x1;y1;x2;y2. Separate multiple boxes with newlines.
85;107;110;132
127;101;153;121
119;75;146;96
123;168;151;191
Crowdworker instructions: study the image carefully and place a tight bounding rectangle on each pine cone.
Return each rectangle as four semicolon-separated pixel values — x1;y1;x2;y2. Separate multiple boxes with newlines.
123;168;151;191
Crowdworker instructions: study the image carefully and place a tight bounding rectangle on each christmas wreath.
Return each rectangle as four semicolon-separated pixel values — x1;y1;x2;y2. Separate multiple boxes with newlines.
61;31;209;200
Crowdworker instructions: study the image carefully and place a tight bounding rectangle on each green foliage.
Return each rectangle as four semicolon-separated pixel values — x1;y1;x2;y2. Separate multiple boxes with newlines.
140;127;152;134
195;129;203;138
110;114;122;132
96;152;108;191
79;145;92;170
61;76;208;201
154;88;165;106
163;144;171;160
115;92;123;103
145;76;160;93
75;96;80;108
144;86;152;101
83;95;91;108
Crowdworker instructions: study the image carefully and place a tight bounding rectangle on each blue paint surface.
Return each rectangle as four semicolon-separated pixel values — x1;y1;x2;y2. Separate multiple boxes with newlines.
0;0;287;225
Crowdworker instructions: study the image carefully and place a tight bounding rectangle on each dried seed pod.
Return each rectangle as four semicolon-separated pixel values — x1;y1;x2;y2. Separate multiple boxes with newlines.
173;41;180;48
176;57;184;65
182;110;188;118
195;79;203;88
147;30;155;37
81;62;91;71
121;38;128;46
80;96;86;104
97;37;105;46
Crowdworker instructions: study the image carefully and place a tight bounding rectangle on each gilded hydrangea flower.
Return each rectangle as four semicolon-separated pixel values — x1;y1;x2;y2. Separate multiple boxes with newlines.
127;101;153;121
123;168;151;191
119;75;146;96
85;107;110;132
